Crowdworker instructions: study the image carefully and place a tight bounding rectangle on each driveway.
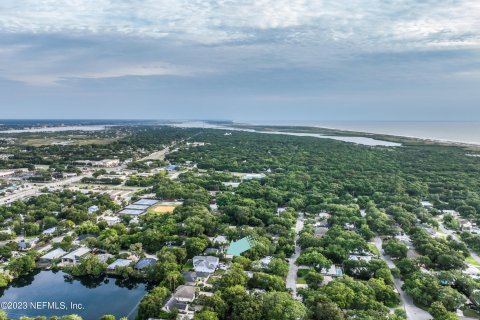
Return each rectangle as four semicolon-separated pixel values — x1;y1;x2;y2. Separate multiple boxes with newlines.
286;212;304;299
373;236;432;320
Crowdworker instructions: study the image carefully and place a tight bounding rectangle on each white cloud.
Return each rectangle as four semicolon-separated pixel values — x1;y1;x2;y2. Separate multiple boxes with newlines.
0;0;478;86
0;0;478;49
4;64;192;86
0;43;198;85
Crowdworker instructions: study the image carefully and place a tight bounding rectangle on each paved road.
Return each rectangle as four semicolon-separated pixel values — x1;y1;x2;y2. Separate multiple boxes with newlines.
140;146;171;161
286;212;304;299
373;237;432;320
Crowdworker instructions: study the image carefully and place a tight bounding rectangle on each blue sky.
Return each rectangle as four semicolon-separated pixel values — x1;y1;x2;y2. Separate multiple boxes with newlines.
0;0;479;121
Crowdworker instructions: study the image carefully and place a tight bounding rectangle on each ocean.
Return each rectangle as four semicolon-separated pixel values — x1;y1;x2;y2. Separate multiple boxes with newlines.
243;121;480;145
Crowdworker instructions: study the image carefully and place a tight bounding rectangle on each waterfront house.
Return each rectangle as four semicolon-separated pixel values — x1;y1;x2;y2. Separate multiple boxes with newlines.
135;258;157;270
96;253;114;263
107;259;132;272
62;247;91;265
39;248;67;264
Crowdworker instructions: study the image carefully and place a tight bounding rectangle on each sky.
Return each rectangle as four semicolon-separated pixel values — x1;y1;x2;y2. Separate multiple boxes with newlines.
0;0;479;121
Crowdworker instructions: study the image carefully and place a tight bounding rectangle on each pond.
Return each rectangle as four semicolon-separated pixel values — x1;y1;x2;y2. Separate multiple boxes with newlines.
0;270;148;319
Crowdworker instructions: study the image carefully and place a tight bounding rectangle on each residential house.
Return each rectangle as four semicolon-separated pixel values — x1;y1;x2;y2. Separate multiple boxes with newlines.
62;247;91;264
203;248;221;256
222;182;240;188
314;227;329;238
442;210;460;217
182;271;210;286
107;259;132;272
460;219;473;231
96;253;114;263
320;265;344;277
259;256;273;268
103;216;121;226
211;235;228;245
348;254;375;263
193;256;219;274
88;205;99;214
163;285;196;315
421;201;434;209
39;248;67;264
166;165;177;172
243;173;266;180
42;227;57;236
343;223;355;231
135;258;157;270
18;238;38;251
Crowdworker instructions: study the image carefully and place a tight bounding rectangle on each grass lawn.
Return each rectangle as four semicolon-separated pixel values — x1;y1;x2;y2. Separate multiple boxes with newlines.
182;261;194;271
297;268;310;278
368;243;380;256
466;256;480;267
297;277;307;284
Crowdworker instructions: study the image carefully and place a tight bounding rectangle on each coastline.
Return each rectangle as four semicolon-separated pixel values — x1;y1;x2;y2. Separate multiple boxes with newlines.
232;121;480;148
310;125;480;148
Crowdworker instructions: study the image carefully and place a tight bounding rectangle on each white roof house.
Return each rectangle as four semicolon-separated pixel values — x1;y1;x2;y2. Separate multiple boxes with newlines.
421;201;434;209
348;255;374;263
193;256;219;273
211;235;228;245
42;227;57;235
259;256;273;268
222;182;240;188
320;265;343;277
62;247;91;264
243;173;266;180
107;259;132;271
40;248;67;261
88;205;99;214
103;216;121;226
18;238;38;251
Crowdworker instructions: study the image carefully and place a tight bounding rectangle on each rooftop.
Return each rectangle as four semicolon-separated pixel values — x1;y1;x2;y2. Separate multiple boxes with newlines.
107;259;132;270
40;248;67;260
134;199;159;206
63;247;91;260
135;258;157;270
